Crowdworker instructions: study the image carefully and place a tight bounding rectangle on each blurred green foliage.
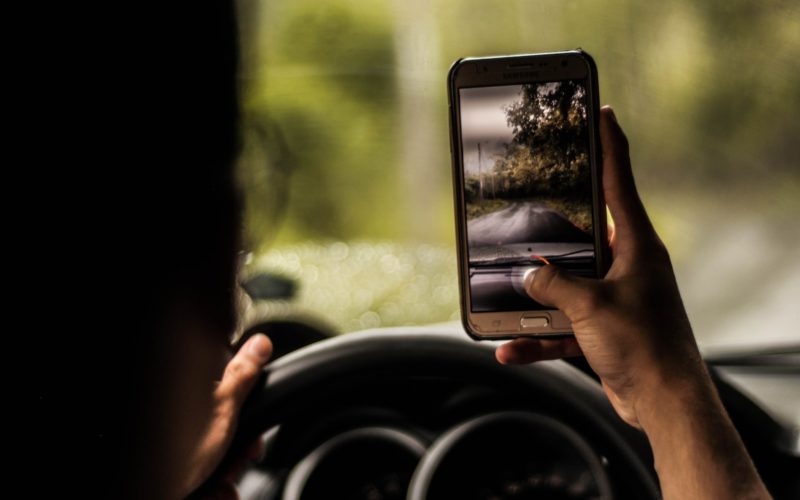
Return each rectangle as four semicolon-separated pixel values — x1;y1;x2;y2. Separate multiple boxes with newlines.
245;241;460;333
236;0;800;343
239;0;799;251
239;0;400;249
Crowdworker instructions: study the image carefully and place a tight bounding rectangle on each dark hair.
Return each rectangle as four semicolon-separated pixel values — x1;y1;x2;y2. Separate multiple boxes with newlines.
36;2;242;496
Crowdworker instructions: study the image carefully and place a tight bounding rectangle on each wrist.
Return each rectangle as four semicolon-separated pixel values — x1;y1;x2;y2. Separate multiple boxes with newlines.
630;360;770;499
632;353;715;436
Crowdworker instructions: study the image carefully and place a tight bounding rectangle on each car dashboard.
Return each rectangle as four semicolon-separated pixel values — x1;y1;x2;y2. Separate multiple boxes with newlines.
231;326;798;500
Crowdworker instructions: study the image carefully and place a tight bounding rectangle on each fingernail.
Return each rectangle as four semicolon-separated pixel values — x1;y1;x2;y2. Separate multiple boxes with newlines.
247;334;272;361
496;351;509;365
523;267;538;292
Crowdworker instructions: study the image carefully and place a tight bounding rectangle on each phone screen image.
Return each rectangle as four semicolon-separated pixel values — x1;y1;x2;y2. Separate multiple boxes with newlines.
459;80;595;312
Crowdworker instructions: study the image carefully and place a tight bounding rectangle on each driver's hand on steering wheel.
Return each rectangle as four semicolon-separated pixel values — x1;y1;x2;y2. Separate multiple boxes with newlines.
182;333;273;500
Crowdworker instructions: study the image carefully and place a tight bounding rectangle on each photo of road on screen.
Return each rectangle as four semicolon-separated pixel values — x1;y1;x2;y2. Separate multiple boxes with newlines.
459;81;595;312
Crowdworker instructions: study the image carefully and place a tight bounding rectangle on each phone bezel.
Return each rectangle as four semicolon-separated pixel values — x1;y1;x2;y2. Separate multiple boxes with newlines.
448;50;608;340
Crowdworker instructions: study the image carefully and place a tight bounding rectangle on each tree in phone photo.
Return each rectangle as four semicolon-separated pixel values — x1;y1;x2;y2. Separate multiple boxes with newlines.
465;81;593;234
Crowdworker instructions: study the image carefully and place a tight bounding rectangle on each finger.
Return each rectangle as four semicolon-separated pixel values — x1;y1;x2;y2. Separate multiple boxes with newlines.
216;334;272;412
496;337;582;365
599;106;654;247
525;265;598;319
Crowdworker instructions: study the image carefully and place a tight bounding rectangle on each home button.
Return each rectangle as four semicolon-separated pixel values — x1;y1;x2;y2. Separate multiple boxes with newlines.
520;316;549;329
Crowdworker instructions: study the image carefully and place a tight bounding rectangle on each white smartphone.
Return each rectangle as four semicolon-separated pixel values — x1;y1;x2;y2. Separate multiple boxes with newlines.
448;50;608;340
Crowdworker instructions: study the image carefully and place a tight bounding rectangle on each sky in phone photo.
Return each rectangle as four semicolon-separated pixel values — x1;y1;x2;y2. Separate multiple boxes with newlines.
459;85;520;176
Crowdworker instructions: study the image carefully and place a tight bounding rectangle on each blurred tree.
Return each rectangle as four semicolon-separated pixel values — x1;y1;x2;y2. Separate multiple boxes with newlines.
241;0;400;250
239;0;800;243
235;0;800;342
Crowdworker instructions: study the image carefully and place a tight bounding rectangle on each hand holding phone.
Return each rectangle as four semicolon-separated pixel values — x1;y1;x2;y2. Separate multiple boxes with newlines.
448;50;608;339
496;106;772;500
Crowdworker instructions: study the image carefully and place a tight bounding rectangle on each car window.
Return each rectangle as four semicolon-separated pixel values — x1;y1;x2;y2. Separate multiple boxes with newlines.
236;0;800;351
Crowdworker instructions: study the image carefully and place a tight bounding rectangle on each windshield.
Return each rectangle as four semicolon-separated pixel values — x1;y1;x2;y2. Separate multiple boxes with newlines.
236;0;799;352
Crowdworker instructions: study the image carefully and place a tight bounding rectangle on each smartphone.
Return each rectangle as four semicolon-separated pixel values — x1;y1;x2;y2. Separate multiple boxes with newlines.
448;50;608;339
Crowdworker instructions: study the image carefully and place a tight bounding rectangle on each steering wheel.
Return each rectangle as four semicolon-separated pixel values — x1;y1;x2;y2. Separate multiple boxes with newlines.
223;326;660;499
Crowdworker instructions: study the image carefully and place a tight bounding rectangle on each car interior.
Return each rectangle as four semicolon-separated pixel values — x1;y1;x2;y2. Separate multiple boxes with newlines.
225;322;797;500
39;1;797;498
223;1;799;498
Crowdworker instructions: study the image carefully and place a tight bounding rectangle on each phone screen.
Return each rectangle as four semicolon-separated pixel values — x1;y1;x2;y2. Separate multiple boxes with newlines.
459;79;596;312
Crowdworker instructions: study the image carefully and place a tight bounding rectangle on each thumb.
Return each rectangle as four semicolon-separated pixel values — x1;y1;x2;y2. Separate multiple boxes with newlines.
182;334;272;498
525;265;597;320
216;333;272;412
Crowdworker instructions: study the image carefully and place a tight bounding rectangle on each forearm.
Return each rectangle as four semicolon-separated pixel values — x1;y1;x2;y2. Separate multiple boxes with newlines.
636;369;771;500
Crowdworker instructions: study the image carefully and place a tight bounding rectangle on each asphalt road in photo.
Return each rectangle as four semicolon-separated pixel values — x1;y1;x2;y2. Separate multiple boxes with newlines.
467;201;591;246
